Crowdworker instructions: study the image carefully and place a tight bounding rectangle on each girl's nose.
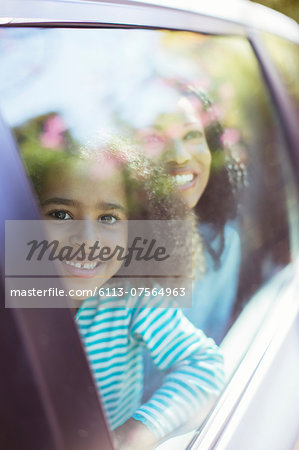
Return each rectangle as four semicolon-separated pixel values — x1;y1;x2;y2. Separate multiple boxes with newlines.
164;139;191;166
69;219;99;247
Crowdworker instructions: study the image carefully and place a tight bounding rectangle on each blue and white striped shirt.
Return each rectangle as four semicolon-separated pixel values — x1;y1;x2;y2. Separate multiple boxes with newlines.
76;292;225;439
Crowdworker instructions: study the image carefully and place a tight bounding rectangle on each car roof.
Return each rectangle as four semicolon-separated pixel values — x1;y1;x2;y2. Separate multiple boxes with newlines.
0;0;298;43
131;0;299;41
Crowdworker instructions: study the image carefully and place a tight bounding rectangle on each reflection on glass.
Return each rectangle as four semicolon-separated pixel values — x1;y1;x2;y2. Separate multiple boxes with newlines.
263;32;299;114
0;27;292;448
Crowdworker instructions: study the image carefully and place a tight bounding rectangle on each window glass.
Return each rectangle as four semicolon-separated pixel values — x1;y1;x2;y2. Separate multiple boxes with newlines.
0;28;295;447
263;32;299;114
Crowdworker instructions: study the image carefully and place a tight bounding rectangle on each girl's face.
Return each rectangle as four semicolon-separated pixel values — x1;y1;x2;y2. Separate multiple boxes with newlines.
40;158;128;301
139;96;211;209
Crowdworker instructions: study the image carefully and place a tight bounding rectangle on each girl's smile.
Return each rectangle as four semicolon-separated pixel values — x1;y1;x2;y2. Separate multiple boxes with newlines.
61;258;102;278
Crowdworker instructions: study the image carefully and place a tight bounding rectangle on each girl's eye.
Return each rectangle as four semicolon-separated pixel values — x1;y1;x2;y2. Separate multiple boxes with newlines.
49;210;72;220
99;215;118;225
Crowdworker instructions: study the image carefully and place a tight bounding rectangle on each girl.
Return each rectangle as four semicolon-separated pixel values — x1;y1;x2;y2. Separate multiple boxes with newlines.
19;118;225;449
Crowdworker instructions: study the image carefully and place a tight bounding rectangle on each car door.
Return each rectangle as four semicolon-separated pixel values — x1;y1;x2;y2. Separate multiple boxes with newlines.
0;1;298;450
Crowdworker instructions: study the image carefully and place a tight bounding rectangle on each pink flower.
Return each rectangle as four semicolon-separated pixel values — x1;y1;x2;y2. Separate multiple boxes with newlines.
138;129;166;158
221;128;240;147
89;155;123;182
40;115;67;149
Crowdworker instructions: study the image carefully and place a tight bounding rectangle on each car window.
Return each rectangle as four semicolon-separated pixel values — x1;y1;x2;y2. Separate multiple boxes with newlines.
262;32;299;115
0;27;297;447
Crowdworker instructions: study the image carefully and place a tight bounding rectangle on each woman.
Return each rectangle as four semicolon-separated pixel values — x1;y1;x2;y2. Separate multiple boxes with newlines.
133;82;245;403
132;82;244;342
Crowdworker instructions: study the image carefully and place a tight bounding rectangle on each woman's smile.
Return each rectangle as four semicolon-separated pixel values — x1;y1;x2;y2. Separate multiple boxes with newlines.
168;166;200;191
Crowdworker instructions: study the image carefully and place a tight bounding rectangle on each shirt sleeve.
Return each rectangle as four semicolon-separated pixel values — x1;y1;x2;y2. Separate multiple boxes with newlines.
130;301;226;439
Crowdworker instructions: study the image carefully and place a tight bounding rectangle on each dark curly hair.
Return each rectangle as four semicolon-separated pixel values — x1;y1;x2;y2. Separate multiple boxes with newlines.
195;118;237;264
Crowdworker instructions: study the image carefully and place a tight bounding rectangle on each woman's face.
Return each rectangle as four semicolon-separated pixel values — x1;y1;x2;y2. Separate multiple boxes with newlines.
40;157;128;301
139;96;212;209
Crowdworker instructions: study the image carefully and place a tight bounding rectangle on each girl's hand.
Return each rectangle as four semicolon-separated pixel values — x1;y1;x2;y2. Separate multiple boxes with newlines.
112;418;157;450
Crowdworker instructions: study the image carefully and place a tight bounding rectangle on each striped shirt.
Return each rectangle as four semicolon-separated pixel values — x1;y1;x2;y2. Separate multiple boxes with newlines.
76;291;225;439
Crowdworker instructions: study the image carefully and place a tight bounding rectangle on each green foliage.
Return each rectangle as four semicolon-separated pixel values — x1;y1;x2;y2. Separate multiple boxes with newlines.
250;0;299;22
14;113;77;195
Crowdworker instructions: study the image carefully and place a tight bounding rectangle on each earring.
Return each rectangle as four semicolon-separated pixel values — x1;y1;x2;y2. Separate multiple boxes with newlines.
224;143;249;195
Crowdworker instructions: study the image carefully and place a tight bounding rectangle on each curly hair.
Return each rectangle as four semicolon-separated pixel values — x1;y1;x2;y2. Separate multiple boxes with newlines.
15;115;203;288
78;138;205;281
